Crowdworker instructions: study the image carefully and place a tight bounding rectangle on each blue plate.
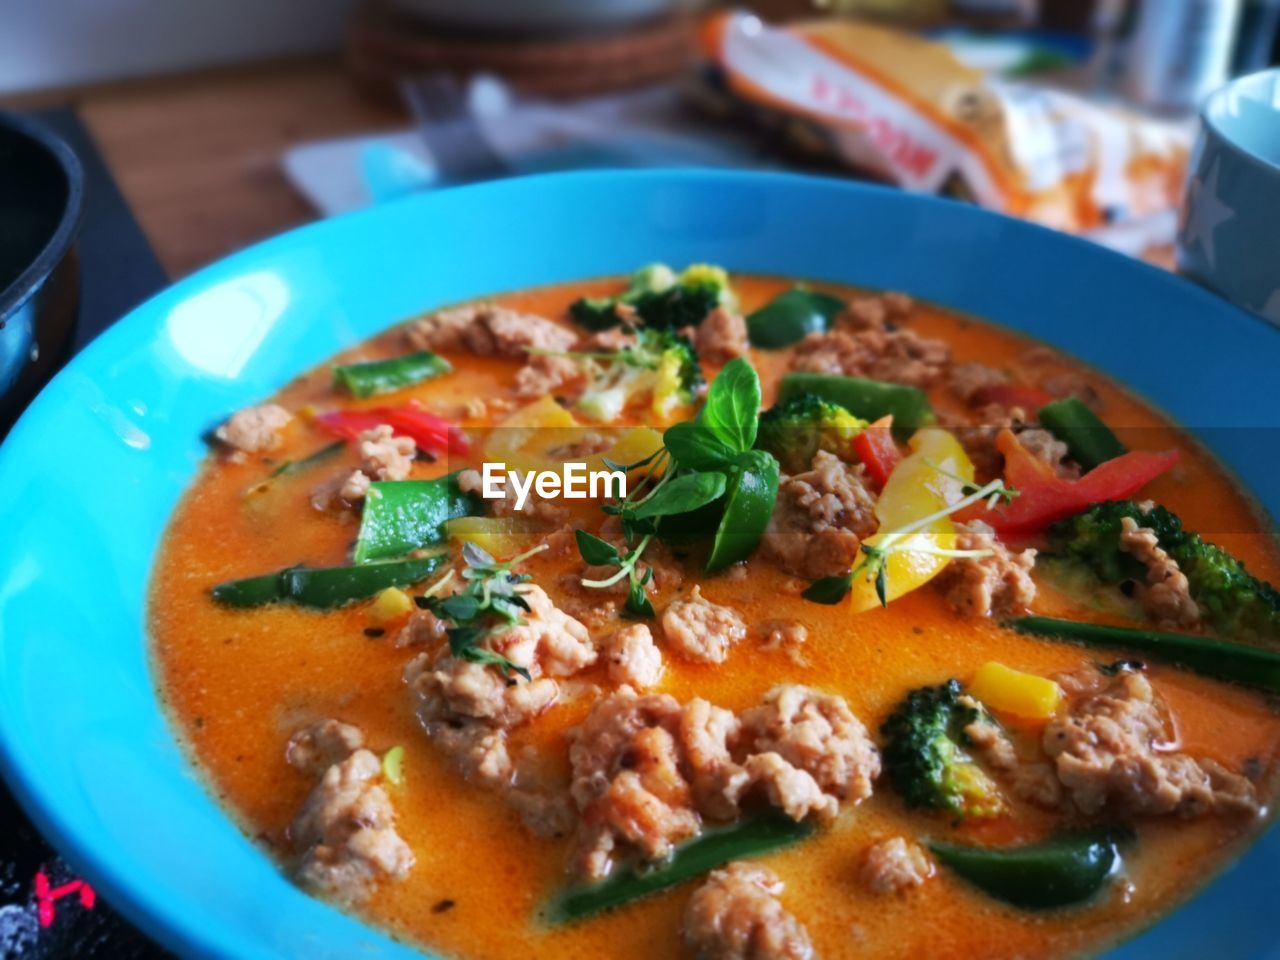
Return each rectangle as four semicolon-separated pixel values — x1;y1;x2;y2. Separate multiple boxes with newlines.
1;170;1277;958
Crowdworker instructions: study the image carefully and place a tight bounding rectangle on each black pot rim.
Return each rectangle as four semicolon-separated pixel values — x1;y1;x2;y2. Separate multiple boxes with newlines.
0;111;86;323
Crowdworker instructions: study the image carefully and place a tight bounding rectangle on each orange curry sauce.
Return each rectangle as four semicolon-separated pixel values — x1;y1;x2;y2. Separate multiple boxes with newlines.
150;276;1280;959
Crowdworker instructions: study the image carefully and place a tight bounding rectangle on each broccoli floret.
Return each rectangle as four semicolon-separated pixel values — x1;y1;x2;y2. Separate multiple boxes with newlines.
880;680;1004;820
755;392;867;473
577;328;704;423
1050;500;1280;642
570;263;734;331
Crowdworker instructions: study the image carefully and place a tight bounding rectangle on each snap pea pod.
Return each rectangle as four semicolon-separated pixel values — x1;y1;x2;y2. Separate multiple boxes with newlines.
778;373;932;438
353;473;481;564
332;351;451;399
544;812;815;925
211;554;446;610
706;450;780;573
1037;397;1126;470
746;288;845;349
1006;616;1280;693
930;827;1129;910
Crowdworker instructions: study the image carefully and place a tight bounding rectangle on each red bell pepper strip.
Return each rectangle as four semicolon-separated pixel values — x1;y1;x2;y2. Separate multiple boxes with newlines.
851;415;901;488
969;383;1055;411
315;403;470;457
959;429;1179;535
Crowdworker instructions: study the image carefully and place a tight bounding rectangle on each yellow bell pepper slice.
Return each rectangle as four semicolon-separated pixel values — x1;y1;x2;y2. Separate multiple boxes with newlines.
849;428;974;613
969;662;1063;720
482;397;664;496
446;516;542;557
483;396;582;474
369;586;414;623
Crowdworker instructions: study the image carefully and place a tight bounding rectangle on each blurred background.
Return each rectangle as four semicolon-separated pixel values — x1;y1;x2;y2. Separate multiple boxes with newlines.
4;0;1279;277
0;0;1278;955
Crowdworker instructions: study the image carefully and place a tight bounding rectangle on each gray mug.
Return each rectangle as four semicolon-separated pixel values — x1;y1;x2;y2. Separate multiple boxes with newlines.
1178;68;1280;324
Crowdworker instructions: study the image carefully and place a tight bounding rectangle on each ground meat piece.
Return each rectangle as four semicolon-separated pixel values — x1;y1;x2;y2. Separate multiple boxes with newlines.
740;752;835;821
839;292;914;332
948;361;1008;404
762;451;878;580
514;353;583;399
680;698;749;821
789;327;950;388
498;584;597;677
1017;427;1077;478
1118;517;1201;629
215;403;291;453
1043;671;1260;817
661;585;748;664
936;520;1037;617
407;585;594;727
426;722;573;837
394;607;448;647
578;327;637;351
567;687;700;878
695;305;750;365
860;837;934;894
682;862;813;960
602;624;664;689
358;424;416;481
286;720;365;776
412;652;560;727
740;685;881;808
406;303;575;358
456;467;570;524
757;620;809;666
316;423;417;508
290;749;413;901
961;713;1062;808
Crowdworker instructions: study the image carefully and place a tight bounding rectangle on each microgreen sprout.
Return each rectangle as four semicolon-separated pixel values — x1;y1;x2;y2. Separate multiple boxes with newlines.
804;477;1016;606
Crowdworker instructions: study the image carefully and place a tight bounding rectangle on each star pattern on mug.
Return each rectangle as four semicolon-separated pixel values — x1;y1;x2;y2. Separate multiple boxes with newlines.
1182;158;1236;270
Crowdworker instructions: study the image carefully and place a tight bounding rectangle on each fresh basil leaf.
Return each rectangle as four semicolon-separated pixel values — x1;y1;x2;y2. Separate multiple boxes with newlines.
663;420;737;472
575;529;621;566
631;471;728;520
705;450;779;572
439;593;481;622
699;357;761;453
803;573;854;604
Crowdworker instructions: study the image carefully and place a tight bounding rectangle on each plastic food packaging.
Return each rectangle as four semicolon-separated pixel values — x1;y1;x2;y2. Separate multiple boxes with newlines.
697;12;1192;254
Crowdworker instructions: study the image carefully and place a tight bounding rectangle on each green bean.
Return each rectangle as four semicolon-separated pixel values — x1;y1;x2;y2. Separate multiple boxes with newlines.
1037;397;1126;469
353;473;480;564
746;288;845;349
544;812;815;924
332;351;450;398
1005;616;1280;693
211;554;446;609
930;827;1128;910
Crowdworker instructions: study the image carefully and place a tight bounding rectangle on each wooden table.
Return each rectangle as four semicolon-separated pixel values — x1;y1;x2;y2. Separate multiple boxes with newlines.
3;57;405;278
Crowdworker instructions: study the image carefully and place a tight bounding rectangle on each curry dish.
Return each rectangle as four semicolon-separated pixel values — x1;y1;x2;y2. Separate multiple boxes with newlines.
151;267;1280;959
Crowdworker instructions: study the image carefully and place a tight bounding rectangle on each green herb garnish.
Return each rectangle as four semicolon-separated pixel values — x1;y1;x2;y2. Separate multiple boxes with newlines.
418;541;550;681
575;530;656;617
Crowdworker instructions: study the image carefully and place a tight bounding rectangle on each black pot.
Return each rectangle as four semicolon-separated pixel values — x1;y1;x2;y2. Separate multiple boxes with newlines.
0;112;84;432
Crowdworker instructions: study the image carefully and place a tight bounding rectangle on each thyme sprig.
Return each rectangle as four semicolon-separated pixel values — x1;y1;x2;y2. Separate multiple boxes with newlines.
416;541;550;681
575;530;656;617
